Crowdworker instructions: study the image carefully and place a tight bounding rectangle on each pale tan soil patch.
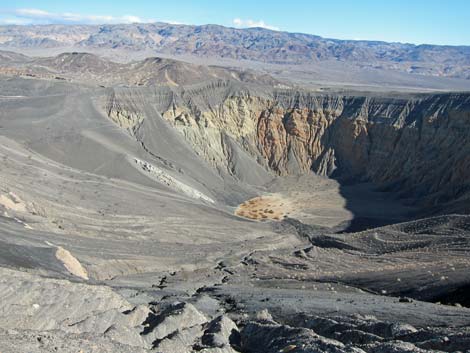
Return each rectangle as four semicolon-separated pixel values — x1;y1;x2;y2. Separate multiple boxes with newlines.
0;192;27;212
235;195;293;221
55;246;89;280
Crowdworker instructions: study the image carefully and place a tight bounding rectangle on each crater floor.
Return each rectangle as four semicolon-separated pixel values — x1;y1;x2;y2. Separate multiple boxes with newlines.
236;174;415;232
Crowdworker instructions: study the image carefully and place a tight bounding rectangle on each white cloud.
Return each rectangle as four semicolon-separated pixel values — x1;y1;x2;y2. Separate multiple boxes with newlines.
0;18;30;25
2;8;147;25
16;8;51;18
232;18;279;31
165;20;184;25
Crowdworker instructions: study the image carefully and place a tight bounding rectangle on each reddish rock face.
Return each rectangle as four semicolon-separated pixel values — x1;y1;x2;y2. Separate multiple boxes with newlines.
242;93;470;210
256;108;328;175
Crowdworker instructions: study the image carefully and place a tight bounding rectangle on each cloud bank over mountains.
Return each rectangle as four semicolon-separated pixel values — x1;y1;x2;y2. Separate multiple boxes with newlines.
232;18;279;30
0;8;281;32
0;8;148;25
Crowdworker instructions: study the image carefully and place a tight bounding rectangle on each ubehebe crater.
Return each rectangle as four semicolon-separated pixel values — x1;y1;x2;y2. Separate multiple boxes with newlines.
0;49;470;353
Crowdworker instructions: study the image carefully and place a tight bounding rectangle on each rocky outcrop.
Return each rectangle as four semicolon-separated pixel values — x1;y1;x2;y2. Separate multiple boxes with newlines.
239;312;470;353
133;157;215;203
199;315;241;352
106;89;144;134
0;267;245;353
141;302;241;352
240;320;366;353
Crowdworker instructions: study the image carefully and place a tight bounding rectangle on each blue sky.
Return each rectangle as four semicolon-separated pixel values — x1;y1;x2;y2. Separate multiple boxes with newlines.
0;0;469;45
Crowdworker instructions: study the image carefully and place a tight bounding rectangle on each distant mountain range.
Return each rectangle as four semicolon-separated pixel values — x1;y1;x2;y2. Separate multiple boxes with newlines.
1;23;469;81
